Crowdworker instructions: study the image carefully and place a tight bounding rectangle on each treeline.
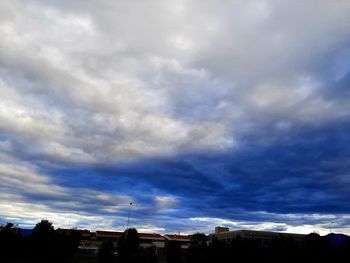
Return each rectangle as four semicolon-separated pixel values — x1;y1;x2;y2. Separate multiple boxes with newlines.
1;220;350;263
99;231;350;263
0;220;80;263
0;221;157;263
186;233;350;263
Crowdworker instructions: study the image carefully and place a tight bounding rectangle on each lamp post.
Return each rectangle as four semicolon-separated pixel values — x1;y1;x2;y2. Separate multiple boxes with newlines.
127;202;133;230
330;221;334;233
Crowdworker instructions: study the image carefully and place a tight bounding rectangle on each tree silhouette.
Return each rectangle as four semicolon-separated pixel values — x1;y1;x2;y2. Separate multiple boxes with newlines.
56;228;82;261
269;236;299;262
187;233;208;263
31;219;56;262
139;246;157;263
339;238;350;260
166;240;181;263
302;233;335;262
117;228;140;263
99;239;115;263
0;223;23;262
32;219;55;238
207;236;229;262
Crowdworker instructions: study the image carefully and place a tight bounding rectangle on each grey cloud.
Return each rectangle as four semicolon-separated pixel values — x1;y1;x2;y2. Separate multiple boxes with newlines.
1;0;350;165
0;155;132;216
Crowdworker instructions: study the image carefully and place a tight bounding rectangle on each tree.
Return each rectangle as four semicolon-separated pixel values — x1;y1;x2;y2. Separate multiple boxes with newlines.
0;223;23;262
55;228;82;261
339;239;350;261
269;236;299;262
166;241;181;263
99;239;115;263
117;228;140;263
302;233;335;262
32;219;55;238
31;219;56;262
187;233;208;263
138;246;157;263
207;236;229;262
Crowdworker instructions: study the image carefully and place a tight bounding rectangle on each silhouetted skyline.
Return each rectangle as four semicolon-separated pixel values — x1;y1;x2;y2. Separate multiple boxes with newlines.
0;0;350;235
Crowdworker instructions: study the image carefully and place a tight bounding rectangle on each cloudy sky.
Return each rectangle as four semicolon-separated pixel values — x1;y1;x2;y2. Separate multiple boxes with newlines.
1;0;350;235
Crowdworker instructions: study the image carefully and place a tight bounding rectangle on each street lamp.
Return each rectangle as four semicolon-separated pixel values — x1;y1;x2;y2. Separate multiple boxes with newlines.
127;202;133;230
330;221;335;233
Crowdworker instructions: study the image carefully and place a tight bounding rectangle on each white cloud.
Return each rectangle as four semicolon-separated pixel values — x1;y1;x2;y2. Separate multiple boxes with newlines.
0;154;132;220
1;0;350;165
154;196;177;210
189;214;350;235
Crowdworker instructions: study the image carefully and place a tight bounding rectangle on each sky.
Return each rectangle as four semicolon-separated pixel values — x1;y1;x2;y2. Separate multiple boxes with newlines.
1;0;350;235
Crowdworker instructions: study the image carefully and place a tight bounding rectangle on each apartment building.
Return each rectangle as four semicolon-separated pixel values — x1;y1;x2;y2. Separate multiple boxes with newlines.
213;226;305;247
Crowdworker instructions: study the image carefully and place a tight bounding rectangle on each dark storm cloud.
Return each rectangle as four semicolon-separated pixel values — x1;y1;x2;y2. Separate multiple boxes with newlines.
41;118;350;232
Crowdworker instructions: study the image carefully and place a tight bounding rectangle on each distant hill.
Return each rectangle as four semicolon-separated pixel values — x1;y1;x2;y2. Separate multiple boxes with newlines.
18;228;32;237
324;233;350;248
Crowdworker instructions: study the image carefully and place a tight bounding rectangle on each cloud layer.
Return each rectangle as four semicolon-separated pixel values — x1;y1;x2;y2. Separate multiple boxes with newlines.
1;0;350;234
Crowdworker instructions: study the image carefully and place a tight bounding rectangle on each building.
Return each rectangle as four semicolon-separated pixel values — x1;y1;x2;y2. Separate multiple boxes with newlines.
56;228;98;255
164;234;192;249
215;226;230;235
213;227;305;247
75;230;167;254
138;233;165;250
95;230;123;248
56;228;192;256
